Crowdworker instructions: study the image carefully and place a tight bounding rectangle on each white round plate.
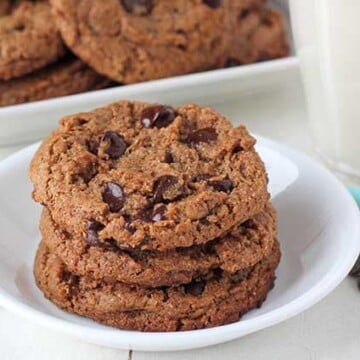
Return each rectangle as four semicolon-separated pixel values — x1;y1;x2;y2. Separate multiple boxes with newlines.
0;137;358;352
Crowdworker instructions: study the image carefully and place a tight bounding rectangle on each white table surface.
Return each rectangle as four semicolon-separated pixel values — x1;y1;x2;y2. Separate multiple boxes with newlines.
1;75;359;360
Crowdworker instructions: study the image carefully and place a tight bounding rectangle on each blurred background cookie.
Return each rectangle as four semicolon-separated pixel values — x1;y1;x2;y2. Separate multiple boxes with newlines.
49;0;234;83
0;56;111;106
0;0;290;107
225;9;289;67
0;0;66;80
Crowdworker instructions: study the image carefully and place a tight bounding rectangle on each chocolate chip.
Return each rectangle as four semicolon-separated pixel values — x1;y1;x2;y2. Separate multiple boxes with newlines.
269;280;275;290
121;0;153;15
232;144;244;153
62;272;79;296
102;182;125;212
256;298;265;309
80;163;98;183
127;249;147;261
203;0;222;8
74;118;87;126
164;151;174;164
200;217;211;226
153;175;178;202
127;311;137;318
225;58;242;68
263;16;273;27
186;127;218;145
140;205;166;222
204;241;217;255
124;222;136;234
184;280;205;296
150;205;166;222
162;287;169;301
141;105;176;128
102;238;119;251
350;256;360;277
242;219;256;229
14;23;25;32
86;220;104;246
177;44;187;51
87;139;98;155
230;268;251;282
208;179;233;193
9;0;18;6
101;131;127;159
239;8;250;19
212;268;223;279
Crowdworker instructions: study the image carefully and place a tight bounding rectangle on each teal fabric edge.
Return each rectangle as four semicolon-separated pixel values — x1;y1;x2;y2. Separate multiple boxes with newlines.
348;186;360;208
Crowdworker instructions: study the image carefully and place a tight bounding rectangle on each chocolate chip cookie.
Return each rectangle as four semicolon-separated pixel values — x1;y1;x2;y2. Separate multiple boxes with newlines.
40;203;276;287
0;1;67;81
226;9;289;67
34;239;280;331
30;101;269;251
49;0;238;83
0;57;111;107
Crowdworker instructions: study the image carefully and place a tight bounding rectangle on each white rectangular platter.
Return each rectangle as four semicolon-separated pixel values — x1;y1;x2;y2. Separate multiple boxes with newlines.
0;0;296;147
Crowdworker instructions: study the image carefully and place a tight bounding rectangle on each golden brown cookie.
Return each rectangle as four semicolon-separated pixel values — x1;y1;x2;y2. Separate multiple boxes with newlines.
40;204;276;287
0;1;67;80
34;239;280;331
30;101;269;251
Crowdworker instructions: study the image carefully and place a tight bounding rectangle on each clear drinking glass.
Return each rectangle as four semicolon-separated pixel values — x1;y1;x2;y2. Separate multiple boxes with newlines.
289;0;360;185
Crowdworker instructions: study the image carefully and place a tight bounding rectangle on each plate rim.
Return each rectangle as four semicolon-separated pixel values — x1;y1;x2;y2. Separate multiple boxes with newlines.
0;135;359;352
0;57;298;115
0;57;299;147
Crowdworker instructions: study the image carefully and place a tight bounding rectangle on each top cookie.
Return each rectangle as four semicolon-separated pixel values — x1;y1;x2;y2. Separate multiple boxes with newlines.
0;1;66;80
49;0;236;83
30;101;269;251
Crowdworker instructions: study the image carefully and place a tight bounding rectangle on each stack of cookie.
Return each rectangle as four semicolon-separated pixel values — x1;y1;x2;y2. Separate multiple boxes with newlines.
1;0;289;107
30;101;280;331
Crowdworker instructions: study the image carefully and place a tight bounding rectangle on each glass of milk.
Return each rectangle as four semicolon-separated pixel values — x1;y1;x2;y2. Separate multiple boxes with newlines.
289;0;360;183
